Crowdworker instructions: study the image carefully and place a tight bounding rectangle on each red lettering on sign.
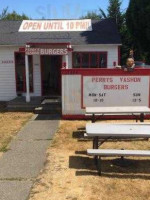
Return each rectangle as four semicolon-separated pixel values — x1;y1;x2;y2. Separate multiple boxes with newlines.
104;85;129;90
120;77;141;83
92;77;113;83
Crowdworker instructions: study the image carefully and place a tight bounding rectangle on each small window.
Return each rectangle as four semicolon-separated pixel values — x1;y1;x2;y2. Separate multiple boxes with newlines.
73;53;81;68
90;53;98;68
82;53;89;68
99;53;107;68
73;52;107;68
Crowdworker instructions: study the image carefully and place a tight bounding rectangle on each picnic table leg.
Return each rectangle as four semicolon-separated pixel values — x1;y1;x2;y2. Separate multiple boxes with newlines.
93;137;99;149
92;114;96;123
93;137;99;165
136;116;138;122
140;113;144;122
139;113;149;140
133;114;138;122
139;113;149;141
97;156;102;176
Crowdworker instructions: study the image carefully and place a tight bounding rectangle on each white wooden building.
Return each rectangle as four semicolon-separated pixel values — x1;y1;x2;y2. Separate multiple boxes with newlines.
0;19;122;117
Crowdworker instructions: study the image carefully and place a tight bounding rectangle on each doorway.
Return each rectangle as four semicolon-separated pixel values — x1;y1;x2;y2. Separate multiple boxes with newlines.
41;55;62;96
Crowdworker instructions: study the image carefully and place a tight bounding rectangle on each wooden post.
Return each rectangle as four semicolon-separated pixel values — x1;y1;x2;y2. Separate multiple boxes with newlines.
65;54;69;69
25;54;30;102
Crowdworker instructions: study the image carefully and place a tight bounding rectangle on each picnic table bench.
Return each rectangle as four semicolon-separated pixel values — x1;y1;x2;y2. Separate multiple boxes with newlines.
86;123;150;175
86;106;150;123
87;149;150;175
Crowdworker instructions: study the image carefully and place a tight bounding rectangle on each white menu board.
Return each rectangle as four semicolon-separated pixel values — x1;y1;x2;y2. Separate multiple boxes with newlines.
83;76;150;107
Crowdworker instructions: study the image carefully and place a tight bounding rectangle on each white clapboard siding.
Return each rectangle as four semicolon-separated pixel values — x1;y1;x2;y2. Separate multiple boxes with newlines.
0;46;18;101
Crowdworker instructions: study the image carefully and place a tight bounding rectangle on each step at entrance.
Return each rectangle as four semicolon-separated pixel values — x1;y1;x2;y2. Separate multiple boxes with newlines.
7;97;42;112
34;97;62;114
0;101;7;112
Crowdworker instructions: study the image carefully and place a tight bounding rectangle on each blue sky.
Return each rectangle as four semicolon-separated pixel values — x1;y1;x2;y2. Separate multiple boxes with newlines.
0;0;130;19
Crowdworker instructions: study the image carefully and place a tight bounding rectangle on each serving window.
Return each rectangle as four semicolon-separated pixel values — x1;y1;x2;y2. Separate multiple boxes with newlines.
73;52;107;68
15;52;33;93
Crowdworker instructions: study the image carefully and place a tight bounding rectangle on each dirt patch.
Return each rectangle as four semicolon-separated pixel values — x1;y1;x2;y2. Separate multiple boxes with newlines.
29;120;150;200
0;112;33;153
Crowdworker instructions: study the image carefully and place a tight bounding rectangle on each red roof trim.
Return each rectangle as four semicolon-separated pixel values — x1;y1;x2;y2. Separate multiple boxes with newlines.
26;42;70;46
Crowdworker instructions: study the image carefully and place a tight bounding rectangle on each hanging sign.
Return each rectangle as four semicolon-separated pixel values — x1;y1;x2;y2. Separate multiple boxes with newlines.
25;48;68;55
82;76;150;107
19;19;92;32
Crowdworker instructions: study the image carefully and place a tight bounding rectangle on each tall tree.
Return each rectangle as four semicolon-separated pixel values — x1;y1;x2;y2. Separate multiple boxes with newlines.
101;0;129;64
120;13;133;63
107;0;123;30
126;0;150;61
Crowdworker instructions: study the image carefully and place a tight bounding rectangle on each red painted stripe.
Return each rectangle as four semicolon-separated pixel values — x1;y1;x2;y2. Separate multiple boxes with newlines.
62;114;150;120
61;68;150;76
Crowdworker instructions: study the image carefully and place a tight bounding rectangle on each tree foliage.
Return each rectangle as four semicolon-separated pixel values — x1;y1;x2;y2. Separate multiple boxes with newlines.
82;0;123;29
126;0;150;62
0;7;8;19
82;0;131;64
107;0;123;30
81;11;101;20
99;8;107;19
0;8;29;20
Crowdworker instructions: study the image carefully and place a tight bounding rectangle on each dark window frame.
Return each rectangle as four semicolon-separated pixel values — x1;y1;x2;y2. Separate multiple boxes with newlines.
72;51;108;68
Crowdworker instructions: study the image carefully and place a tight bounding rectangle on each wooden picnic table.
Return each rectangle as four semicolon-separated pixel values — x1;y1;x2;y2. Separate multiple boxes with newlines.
86;123;150;175
86;106;150;122
86;123;150;148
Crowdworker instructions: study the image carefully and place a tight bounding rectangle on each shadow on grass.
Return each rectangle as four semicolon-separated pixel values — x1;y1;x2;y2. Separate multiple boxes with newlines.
69;156;96;171
75;151;87;155
72;131;85;139
72;131;93;142
34;114;61;121
69;155;150;179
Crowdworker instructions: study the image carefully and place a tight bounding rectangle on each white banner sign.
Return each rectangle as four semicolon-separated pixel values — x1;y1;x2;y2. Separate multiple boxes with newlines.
25;48;68;55
19;20;92;32
83;76;150;107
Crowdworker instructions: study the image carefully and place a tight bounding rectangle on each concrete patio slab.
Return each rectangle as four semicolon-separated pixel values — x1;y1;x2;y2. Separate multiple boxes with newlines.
17;120;59;140
0;180;32;200
9;139;51;153
0;141;49;179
